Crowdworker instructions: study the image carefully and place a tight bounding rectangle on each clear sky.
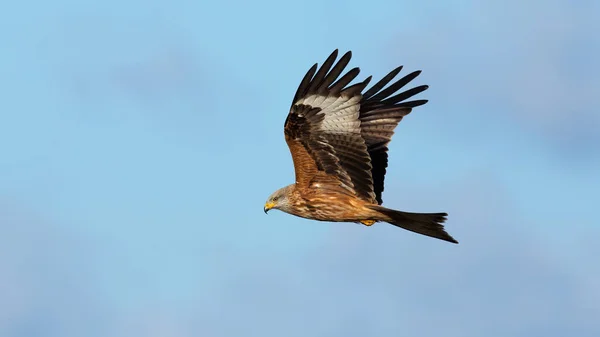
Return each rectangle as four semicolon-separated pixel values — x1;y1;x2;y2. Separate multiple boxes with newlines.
1;0;599;336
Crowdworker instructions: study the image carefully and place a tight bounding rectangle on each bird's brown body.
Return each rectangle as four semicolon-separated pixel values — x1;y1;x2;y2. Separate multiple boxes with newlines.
282;182;380;223
264;50;458;244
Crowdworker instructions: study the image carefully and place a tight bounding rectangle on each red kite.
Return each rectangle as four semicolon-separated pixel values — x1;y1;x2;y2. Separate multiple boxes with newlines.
264;50;457;244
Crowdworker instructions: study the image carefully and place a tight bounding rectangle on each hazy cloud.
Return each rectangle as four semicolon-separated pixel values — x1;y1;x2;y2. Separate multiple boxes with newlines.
385;0;599;157
0;202;106;337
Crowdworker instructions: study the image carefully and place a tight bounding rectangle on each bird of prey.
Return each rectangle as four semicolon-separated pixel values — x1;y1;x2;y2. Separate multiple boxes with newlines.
264;50;457;244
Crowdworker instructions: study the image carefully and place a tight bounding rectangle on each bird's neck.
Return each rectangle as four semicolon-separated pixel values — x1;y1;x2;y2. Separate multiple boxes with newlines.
279;184;309;217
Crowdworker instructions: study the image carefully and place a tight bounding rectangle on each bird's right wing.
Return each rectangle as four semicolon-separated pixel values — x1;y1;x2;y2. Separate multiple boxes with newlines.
283;50;376;203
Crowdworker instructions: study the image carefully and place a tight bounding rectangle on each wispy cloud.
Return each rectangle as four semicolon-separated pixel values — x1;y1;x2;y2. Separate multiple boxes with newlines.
385;0;599;158
0;201;105;337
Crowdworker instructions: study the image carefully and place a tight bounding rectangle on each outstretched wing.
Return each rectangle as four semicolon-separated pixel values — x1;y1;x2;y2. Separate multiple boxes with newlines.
359;66;429;204
284;50;376;202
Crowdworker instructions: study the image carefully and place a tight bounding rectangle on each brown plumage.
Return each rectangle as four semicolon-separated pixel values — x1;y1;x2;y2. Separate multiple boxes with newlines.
264;50;458;244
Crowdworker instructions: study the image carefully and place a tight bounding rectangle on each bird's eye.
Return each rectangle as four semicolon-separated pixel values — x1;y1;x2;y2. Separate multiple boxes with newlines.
273;196;279;201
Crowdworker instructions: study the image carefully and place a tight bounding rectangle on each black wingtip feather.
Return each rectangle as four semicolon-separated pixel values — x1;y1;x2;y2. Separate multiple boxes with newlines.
308;50;340;94
362;66;404;100
329;67;360;94
318;51;353;93
398;99;428;108
381;85;429;106
368;70;424;102
292;63;318;106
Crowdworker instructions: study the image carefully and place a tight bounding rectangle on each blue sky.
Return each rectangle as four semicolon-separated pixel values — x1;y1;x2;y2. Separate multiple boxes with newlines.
1;0;599;336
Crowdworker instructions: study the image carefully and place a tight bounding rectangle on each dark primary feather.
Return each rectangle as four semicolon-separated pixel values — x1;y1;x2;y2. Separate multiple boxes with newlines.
362;66;403;100
292;63;318;105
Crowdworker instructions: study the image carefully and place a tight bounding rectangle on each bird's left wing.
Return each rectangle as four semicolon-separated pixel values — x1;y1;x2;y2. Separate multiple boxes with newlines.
284;50;376;203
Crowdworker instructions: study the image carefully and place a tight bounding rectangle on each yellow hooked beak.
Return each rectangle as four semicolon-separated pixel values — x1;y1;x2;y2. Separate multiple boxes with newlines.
264;202;275;214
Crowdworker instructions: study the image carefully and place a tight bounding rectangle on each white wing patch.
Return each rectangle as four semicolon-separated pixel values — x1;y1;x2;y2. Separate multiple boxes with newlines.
296;94;362;133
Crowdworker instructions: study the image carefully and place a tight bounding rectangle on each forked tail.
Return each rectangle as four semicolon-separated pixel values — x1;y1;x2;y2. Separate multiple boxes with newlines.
368;205;458;244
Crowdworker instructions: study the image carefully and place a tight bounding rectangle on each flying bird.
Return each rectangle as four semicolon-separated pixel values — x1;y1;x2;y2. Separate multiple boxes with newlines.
264;50;458;244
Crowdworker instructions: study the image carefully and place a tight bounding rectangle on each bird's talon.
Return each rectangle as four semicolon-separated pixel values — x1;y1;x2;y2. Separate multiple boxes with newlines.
360;220;376;226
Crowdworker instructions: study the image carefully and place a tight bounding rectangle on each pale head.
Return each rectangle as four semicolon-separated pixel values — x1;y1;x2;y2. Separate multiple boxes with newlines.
264;185;294;214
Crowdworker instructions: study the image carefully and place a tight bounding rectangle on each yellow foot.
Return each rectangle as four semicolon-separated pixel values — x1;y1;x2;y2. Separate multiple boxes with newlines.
360;220;376;226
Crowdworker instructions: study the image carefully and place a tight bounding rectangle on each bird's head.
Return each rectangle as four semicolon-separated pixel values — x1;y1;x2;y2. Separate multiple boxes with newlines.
264;185;293;214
